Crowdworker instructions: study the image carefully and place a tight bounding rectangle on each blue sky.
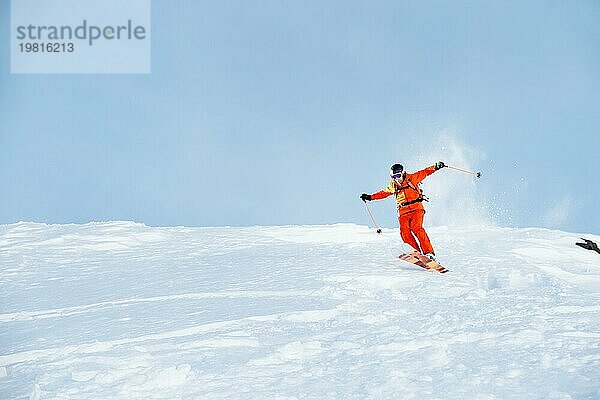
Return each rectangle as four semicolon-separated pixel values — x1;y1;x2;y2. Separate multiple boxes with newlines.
1;0;599;233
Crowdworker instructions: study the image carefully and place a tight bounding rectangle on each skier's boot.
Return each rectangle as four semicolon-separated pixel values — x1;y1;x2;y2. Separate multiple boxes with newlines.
425;253;436;262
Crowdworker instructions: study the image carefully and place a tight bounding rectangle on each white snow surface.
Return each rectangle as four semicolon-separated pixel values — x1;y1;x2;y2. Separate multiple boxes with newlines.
1;221;599;399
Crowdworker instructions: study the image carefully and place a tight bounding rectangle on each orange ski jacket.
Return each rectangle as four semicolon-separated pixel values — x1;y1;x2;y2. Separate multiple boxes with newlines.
371;165;438;215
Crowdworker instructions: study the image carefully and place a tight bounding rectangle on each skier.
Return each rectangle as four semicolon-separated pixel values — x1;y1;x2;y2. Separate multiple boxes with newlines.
360;162;447;261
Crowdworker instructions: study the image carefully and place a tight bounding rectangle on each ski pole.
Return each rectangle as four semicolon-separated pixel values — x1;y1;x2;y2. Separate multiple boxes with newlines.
446;165;482;178
362;200;382;234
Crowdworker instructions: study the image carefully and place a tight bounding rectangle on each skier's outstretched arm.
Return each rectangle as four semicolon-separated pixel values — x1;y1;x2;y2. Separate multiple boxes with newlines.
361;182;395;202
371;188;394;200
411;161;446;184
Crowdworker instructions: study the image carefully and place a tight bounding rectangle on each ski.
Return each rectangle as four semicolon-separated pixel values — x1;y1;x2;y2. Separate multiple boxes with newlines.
399;250;448;273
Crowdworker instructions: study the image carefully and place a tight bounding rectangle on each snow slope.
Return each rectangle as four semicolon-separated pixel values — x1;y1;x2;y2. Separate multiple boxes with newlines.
1;222;599;399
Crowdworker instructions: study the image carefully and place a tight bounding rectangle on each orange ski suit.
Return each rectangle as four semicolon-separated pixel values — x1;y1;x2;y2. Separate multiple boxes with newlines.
370;165;438;254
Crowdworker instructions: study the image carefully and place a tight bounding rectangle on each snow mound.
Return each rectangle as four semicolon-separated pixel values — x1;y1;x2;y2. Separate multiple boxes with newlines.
0;222;599;399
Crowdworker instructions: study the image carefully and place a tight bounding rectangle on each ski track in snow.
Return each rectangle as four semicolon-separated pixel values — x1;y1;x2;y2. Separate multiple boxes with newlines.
0;221;599;399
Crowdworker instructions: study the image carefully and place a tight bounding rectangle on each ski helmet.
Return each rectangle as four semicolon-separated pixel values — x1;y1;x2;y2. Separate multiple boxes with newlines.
390;163;405;178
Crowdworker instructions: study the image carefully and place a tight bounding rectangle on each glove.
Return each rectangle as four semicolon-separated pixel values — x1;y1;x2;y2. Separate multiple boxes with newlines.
434;161;446;170
360;193;372;202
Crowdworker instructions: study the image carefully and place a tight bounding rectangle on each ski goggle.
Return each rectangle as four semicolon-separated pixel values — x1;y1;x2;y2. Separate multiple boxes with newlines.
391;172;405;180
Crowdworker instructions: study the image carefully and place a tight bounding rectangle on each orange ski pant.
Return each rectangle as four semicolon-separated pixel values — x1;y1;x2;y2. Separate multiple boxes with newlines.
398;209;434;254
